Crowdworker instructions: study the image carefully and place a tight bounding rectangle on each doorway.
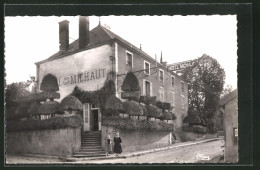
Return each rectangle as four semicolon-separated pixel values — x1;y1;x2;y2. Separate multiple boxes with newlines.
91;110;99;131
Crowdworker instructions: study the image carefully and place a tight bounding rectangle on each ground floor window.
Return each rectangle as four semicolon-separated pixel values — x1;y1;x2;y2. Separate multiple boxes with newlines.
159;86;164;102
143;80;152;96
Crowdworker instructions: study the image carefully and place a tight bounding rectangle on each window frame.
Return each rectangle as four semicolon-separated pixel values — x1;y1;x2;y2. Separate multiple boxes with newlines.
171;76;175;87
144;60;150;75
159;69;164;82
159;86;164;102
181;94;185;109
181;81;185;93
126;50;133;68
171;91;175;106
143;79;152;96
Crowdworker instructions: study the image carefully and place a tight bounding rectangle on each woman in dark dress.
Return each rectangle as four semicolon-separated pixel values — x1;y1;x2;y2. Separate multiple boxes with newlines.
113;132;122;156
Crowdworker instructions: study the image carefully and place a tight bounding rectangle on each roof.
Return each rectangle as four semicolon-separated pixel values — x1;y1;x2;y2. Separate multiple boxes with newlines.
219;89;238;106
35;24;186;82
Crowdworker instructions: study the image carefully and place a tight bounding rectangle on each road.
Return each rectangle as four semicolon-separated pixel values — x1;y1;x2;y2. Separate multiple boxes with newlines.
84;140;224;164
6;139;224;164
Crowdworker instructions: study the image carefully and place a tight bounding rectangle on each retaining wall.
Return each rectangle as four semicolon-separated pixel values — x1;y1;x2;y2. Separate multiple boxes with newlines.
6;128;81;157
101;126;171;152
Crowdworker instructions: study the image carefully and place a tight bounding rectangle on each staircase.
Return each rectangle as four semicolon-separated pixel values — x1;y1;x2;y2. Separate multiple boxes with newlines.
73;131;106;158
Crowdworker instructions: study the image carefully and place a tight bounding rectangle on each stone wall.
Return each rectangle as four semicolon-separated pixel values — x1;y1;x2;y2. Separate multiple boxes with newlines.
101;126;171;152
6;128;81;157
224;97;238;162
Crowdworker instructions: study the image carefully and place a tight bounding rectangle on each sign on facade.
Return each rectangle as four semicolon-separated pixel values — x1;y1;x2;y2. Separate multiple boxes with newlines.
58;68;106;86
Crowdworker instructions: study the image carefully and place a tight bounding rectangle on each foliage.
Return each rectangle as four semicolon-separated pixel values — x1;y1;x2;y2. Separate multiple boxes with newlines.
60;95;82;111
15;103;30;119
104;95;124;116
162;110;172;120
6;115;83;132
40;74;59;91
102;117;173;132
123;100;143;116
38;101;60;115
5;82;31;106
28;102;41;115
38;91;60;100
72;80;115;106
182;125;207;134
183;113;201;124
121;72;140;91
146;104;163;118
182;54;225;129
221;84;233;98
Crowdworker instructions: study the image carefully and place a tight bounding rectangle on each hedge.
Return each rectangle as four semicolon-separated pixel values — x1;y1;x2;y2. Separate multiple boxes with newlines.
182;125;207;134
102;117;173;132
124;100;143;116
40;74;59;91
6;115;83;132
121;72;140;91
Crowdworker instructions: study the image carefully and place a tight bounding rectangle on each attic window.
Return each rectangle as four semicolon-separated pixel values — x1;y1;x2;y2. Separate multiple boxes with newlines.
126;51;133;68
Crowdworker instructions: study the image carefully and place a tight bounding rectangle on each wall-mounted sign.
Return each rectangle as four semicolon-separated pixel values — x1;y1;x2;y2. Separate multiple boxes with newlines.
58;68;106;86
168;60;197;71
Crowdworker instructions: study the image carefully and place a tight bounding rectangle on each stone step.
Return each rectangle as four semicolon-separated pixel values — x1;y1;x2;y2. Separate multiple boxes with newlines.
81;144;101;147
75;151;105;155
81;146;102;149
73;153;106;158
79;149;104;152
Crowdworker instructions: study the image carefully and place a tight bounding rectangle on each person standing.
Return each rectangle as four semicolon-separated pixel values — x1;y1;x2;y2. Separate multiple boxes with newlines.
113;132;122;156
105;130;111;157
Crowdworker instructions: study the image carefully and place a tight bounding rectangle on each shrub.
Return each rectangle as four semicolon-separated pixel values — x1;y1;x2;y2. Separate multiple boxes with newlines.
6;115;83;132
192;125;207;133
146;104;162;118
40;74;59;91
102;117;173;132
124;101;143;116
60;95;82;111
182;125;207;134
121;72;140;91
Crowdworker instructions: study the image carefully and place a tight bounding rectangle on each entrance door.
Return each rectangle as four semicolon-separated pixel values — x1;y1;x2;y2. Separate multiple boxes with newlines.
92;110;99;131
83;103;90;131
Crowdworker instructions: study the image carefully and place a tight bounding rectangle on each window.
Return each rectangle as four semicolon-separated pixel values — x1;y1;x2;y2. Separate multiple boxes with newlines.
159;86;164;102
181;81;185;93
144;61;150;75
171;76;175;87
181;96;185;109
91;104;99;109
41;115;50;120
171;92;175;106
159;69;164;82
143;80;152;96
126;51;133;68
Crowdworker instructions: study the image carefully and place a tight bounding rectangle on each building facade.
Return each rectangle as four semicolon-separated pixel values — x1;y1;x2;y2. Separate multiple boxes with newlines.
219;89;238;162
35;16;188;131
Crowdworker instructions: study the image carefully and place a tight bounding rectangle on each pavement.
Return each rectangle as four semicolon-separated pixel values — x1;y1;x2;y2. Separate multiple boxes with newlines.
6;137;223;164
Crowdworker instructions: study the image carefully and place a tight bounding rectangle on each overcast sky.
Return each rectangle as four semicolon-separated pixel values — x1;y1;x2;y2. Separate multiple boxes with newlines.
5;15;237;89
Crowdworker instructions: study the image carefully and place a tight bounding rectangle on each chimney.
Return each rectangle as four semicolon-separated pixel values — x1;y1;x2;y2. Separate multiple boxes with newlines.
79;16;90;49
59;20;69;52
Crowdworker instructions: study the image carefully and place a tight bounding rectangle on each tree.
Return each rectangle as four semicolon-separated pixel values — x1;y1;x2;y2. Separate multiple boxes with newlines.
182;54;225;131
5;82;31;106
221;84;233;98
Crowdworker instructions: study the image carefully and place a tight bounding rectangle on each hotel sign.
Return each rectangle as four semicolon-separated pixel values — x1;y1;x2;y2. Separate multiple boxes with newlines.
58;68;107;86
168;60;197;71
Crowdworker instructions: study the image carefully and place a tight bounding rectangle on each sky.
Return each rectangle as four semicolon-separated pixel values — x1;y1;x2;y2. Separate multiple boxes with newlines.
4;15;237;89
